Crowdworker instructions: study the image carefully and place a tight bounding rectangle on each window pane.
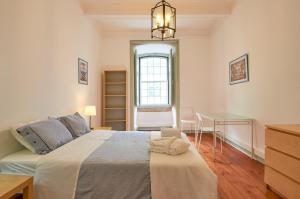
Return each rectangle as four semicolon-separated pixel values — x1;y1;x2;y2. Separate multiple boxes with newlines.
148;97;154;104
148;89;154;97
154;66;160;74
141;90;148;97
141;59;147;67
141;74;147;81
161;66;167;74
161;97;168;104
154;82;160;89
141;83;147;90
154;58;160;66
153;73;160;81
161;82;167;90
148;66;153;74
154;90;160;97
148;58;154;66
141;97;147;104
161;59;167;67
161;89;167;97
148;82;154;90
139;56;169;106
141;66;147;74
148;74;154;81
154;97;160;104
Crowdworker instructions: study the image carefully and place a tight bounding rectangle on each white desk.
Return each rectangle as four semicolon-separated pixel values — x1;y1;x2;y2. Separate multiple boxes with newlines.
200;113;254;160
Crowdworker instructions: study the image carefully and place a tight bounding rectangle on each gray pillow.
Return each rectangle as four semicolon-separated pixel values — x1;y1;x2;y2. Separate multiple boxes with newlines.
59;112;90;138
17;119;73;154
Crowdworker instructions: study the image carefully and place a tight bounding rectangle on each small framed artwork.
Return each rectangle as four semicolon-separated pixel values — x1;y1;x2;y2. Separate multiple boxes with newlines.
78;58;88;85
229;54;249;85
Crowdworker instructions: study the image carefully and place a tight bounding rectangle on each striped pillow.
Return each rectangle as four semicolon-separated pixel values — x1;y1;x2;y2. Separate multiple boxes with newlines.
17;119;73;154
59;112;90;138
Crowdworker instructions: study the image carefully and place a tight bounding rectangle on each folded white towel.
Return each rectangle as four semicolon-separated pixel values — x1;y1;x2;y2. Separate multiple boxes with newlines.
150;146;169;154
169;139;190;155
150;137;176;153
151;137;177;147
150;137;190;155
161;128;181;138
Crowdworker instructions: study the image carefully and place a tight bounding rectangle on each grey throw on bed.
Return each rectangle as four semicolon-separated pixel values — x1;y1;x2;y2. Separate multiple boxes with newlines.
74;132;151;199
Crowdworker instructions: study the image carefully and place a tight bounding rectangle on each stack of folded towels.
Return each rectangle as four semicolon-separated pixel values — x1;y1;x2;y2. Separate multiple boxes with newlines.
150;128;190;155
161;127;181;138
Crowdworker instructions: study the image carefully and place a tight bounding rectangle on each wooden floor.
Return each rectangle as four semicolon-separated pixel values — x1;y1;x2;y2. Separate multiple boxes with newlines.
188;134;281;199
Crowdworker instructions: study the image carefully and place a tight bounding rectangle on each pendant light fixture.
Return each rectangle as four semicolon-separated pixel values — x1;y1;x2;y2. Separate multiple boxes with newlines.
151;0;176;40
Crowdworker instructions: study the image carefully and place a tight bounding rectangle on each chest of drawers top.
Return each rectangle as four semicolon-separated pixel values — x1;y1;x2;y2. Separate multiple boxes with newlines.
266;124;300;136
265;124;300;158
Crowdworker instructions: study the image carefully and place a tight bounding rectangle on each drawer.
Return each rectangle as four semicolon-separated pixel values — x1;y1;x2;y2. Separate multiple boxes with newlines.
265;147;300;183
265;166;300;199
266;128;300;158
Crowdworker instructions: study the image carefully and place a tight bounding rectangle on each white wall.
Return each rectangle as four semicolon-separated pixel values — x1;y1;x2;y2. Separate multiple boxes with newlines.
210;0;300;158
0;0;103;129
101;33;212;125
180;36;211;114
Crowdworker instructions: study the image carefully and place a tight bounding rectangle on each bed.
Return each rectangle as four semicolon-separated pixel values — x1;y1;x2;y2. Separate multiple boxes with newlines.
0;149;40;176
0;130;217;199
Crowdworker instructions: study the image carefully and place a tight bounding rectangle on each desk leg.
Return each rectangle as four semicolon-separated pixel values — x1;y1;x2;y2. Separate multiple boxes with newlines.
213;120;216;161
221;121;225;153
251;120;254;159
23;183;33;199
194;123;198;148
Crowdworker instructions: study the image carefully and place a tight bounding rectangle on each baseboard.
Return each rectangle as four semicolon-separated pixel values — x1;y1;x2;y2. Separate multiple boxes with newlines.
185;130;265;164
137;126;172;131
224;136;265;164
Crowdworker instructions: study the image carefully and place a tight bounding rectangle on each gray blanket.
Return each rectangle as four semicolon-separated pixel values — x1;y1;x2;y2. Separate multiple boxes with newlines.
74;132;151;199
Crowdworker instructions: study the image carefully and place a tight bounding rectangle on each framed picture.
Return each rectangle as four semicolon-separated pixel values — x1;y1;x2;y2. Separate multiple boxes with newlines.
78;58;88;85
229;54;249;85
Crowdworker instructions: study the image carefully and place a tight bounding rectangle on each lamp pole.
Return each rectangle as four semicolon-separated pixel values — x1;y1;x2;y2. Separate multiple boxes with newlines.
89;115;92;130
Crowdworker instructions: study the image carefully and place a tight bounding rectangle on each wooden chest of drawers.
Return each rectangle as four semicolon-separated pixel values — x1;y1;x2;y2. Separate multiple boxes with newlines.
265;125;300;199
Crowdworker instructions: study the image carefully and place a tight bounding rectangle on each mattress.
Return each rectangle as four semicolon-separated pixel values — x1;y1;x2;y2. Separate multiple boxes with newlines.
34;131;217;199
0;149;41;176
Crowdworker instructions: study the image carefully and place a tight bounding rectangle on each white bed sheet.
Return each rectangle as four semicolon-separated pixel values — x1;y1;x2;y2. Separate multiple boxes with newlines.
34;131;217;199
0;149;41;176
150;132;217;199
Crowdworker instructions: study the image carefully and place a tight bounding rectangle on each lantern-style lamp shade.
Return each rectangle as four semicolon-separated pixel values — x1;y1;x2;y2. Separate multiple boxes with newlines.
151;0;176;40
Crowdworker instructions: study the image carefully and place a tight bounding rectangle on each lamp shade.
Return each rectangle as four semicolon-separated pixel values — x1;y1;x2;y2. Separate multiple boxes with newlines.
151;0;176;40
84;106;96;116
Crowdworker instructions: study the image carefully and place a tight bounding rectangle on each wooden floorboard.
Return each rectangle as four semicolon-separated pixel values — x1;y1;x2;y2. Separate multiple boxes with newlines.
187;134;282;199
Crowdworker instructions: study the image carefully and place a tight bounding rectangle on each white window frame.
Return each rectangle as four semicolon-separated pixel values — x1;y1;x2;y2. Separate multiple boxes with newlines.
137;54;171;107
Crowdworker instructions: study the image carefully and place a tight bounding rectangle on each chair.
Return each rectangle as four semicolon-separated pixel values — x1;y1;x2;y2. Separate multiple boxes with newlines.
180;107;197;146
195;112;225;152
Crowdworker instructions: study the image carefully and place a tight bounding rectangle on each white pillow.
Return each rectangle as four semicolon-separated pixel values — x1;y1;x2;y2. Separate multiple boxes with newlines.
10;120;40;153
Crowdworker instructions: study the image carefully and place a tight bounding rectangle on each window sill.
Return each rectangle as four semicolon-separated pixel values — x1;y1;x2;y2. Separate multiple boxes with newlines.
137;106;172;112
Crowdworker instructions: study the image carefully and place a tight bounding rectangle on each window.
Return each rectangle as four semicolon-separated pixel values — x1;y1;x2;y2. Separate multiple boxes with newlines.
139;55;170;106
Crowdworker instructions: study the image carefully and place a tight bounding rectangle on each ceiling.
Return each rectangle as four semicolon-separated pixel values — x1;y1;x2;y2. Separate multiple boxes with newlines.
80;0;234;35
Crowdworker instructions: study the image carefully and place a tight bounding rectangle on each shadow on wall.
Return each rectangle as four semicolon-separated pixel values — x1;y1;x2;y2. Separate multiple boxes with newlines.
0;129;23;159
